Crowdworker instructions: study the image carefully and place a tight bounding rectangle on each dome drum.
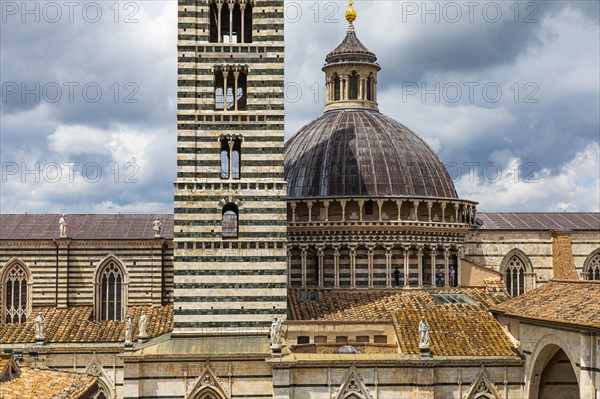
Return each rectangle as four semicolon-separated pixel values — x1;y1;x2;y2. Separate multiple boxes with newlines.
287;197;478;229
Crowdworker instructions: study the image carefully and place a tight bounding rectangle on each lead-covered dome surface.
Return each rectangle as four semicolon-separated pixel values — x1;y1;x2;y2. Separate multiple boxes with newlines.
284;109;458;199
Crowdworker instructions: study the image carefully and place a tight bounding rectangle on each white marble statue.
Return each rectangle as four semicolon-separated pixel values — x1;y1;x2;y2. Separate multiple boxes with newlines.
125;315;133;344
152;217;162;237
269;315;282;347
418;316;430;348
59;214;68;238
34;312;45;340
138;311;148;339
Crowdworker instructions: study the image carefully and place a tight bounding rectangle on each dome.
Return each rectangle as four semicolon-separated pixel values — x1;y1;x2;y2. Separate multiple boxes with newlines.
284;109;458;199
325;31;377;64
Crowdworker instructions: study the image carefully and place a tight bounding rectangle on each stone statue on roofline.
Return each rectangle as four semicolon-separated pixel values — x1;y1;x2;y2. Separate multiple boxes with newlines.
59;214;68;238
418;316;430;349
269;315;282;348
152;217;162;237
125;315;133;346
138;311;148;340
34;312;45;340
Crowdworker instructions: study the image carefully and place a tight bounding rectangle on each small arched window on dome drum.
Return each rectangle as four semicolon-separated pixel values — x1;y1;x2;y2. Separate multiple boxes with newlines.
3;262;30;324
366;75;373;101
505;256;525;297
222;203;239;238
333;75;341;101
349;72;359;100
210;0;253;44
98;261;124;321
585;251;600;280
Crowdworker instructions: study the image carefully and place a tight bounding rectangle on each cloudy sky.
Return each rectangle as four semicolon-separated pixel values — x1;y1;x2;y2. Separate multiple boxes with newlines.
1;0;598;214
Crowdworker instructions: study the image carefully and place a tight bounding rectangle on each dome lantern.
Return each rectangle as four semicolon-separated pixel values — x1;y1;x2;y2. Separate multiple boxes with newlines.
322;1;380;112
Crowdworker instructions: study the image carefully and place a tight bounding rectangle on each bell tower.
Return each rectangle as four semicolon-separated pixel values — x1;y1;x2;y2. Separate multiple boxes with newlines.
174;0;286;335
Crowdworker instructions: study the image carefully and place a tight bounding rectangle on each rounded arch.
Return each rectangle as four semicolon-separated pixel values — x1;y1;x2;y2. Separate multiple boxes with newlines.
1;258;32;324
94;255;128;321
222;202;239;238
583;248;600;280
527;335;580;399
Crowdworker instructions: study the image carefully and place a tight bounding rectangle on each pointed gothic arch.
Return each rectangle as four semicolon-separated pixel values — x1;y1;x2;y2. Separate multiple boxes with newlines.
94;256;128;321
463;367;502;399
500;249;533;297
186;363;230;399
84;354;116;399
1;258;32;324
583;248;600;280
333;366;372;399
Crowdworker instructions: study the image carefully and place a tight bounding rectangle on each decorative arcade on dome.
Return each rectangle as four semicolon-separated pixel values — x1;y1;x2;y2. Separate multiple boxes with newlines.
284;2;478;290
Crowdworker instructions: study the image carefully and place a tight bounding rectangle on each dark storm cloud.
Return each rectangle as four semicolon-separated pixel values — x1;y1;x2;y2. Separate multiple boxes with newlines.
0;0;598;213
0;1;176;127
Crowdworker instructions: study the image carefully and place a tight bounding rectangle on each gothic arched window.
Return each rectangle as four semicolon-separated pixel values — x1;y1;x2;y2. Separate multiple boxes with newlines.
97;261;125;321
3;262;30;324
505;256;525;297
222;203;239;238
585;251;600;280
209;0;253;44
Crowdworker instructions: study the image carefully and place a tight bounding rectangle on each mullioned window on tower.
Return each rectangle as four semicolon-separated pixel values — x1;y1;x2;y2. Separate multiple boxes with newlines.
220;135;242;179
214;65;248;111
209;0;253;44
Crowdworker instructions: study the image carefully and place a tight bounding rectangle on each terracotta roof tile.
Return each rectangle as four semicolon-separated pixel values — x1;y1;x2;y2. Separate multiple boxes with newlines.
0;305;173;344
493;280;600;329
288;289;517;357
0;367;97;399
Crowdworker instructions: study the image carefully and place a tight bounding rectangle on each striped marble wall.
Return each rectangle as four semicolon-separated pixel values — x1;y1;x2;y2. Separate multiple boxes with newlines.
174;0;287;334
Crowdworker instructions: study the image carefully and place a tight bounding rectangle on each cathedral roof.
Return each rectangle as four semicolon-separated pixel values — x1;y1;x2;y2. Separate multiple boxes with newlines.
0;305;172;344
492;280;600;330
0;213;597;240
287;288;519;357
284;109;458;199
0;214;173;240
476;212;600;230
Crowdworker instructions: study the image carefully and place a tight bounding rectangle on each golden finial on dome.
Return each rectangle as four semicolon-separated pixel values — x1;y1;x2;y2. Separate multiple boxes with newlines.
345;0;357;24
